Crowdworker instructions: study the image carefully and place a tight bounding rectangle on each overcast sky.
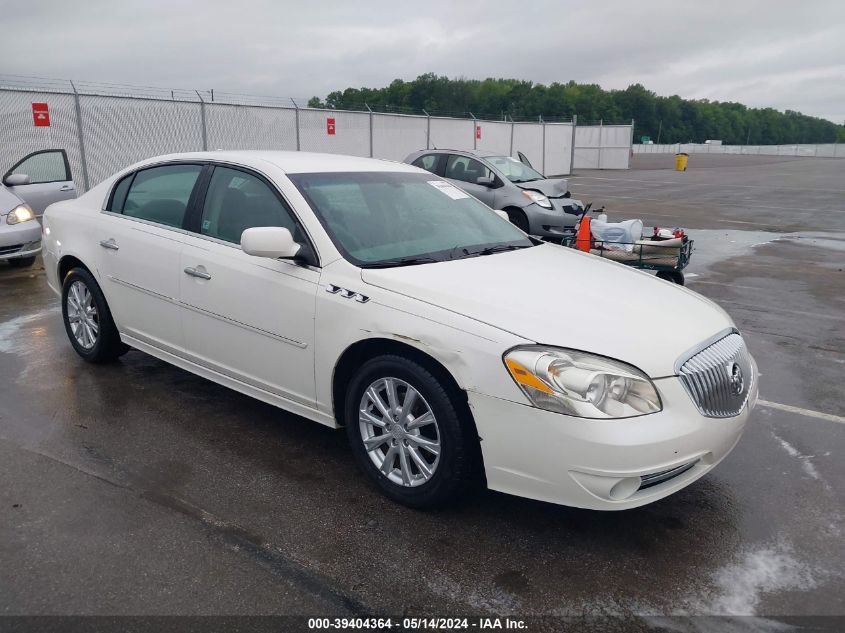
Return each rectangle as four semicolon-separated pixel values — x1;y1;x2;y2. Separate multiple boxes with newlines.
2;0;843;123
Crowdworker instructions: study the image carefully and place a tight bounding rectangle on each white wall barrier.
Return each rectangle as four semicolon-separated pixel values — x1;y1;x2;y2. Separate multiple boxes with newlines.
633;142;843;158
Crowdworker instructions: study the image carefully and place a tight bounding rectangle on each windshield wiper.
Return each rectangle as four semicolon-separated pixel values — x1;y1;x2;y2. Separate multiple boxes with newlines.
363;255;440;269
512;177;541;183
472;244;533;256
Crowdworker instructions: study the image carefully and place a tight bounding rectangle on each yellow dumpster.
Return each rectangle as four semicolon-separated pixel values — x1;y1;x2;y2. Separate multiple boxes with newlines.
675;153;689;171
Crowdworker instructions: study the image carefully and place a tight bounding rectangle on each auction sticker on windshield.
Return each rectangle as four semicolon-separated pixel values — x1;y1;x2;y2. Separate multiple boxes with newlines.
428;180;469;200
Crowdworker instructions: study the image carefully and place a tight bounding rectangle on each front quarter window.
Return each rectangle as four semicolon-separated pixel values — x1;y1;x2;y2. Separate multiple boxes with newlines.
289;171;533;267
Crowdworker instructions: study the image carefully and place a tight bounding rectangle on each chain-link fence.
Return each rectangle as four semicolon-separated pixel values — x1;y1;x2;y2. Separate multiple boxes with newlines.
0;76;634;192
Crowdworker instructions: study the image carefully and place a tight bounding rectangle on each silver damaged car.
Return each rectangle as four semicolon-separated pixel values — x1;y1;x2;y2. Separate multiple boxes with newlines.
1;149;77;268
405;149;584;238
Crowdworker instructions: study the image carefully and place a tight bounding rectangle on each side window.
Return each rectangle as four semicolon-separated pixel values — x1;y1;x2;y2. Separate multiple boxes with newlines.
200;166;298;245
108;173;134;212
122;164;202;228
444;155;493;185
6;150;70;184
412;154;439;174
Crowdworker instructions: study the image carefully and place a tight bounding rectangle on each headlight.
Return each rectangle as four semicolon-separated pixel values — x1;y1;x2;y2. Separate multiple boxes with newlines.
504;346;662;419
6;204;34;225
521;190;552;209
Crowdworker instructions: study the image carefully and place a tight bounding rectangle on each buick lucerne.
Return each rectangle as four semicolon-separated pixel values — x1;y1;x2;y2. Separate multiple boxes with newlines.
42;151;757;509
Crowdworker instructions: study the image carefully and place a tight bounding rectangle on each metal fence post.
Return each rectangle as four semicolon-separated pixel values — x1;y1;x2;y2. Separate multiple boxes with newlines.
69;81;90;191
509;115;515;156
422;110;431;149
540;115;546;175
195;91;208;151
290;98;301;151
570;114;577;174
629;118;635;168
597;119;603;169
470;112;477;150
365;103;374;158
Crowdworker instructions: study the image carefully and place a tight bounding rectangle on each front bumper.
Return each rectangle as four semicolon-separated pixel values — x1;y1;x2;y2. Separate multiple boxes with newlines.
0;218;42;261
468;373;757;510
526;200;579;238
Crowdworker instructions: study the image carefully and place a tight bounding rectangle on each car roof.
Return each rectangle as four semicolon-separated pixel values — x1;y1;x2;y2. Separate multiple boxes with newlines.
132;151;421;174
415;149;505;159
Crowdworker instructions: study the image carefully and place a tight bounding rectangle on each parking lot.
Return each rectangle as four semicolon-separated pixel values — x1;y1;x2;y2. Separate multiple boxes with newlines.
1;155;843;625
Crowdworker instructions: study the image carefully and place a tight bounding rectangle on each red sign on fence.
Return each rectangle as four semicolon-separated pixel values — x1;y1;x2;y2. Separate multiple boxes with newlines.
476;125;481;140
32;102;50;127
327;117;336;135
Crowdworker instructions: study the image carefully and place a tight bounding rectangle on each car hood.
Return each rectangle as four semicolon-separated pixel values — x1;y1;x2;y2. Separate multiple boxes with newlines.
361;243;733;377
0;185;23;215
516;178;569;198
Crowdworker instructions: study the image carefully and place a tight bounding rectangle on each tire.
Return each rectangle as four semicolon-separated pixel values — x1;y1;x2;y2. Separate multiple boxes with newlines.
345;355;479;508
61;267;130;363
8;256;36;268
505;208;530;234
656;270;685;286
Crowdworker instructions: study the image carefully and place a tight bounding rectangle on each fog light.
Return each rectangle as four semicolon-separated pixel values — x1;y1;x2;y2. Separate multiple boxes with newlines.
609;477;642;500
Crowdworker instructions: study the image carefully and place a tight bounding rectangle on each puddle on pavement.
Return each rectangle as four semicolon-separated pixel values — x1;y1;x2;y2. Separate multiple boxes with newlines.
682;229;845;276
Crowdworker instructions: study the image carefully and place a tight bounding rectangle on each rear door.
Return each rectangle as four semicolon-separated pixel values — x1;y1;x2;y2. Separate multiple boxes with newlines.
3;150;77;217
443;154;497;207
95;162;204;354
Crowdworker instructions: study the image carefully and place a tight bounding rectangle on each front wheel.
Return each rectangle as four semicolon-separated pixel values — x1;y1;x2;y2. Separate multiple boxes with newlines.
61;268;130;362
505;208;530;233
345;355;479;508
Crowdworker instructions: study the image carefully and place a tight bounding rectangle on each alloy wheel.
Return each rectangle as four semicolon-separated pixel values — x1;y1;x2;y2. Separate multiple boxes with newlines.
358;377;441;487
66;280;99;349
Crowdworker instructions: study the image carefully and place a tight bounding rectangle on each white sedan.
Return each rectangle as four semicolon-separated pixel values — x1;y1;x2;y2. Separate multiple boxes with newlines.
42;151;758;510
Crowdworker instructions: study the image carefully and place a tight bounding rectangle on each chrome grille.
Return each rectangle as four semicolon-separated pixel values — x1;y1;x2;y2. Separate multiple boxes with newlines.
678;332;753;418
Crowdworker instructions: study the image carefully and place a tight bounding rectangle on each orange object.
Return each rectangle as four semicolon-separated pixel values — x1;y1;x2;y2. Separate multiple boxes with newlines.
575;215;592;252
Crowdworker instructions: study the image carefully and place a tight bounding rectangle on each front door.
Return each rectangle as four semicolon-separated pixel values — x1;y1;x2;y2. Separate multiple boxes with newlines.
3;150;77;217
95;163;204;353
443;154;497;207
179;165;319;407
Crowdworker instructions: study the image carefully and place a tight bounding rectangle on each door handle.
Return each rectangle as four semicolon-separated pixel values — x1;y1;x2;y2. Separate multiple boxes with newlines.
99;239;119;251
59;185;75;192
184;267;211;280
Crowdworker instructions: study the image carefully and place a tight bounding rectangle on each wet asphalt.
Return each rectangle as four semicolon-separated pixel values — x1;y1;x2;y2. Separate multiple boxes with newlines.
1;155;843;624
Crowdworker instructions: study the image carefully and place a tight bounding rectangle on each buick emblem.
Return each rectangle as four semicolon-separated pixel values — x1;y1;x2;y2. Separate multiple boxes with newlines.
727;362;744;396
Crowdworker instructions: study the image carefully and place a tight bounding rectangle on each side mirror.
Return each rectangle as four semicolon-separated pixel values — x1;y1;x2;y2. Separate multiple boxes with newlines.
476;176;495;187
494;209;510;221
3;174;31;186
241;227;301;259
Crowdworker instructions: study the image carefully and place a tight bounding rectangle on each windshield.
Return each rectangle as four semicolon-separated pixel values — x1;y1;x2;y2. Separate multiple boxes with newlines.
485;156;545;183
289;171;534;267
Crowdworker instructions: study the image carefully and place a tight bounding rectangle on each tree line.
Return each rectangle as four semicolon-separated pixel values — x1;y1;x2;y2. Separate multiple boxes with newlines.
308;74;844;145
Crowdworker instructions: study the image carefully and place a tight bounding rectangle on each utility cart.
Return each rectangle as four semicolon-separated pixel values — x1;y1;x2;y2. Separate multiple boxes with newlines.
559;233;694;285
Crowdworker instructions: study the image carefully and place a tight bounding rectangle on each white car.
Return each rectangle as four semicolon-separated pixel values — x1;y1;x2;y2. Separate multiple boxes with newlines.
42;151;757;510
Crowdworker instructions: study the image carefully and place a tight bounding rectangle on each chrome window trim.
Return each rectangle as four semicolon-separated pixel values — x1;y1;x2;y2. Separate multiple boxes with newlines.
100;210;189;237
100;157;324;268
